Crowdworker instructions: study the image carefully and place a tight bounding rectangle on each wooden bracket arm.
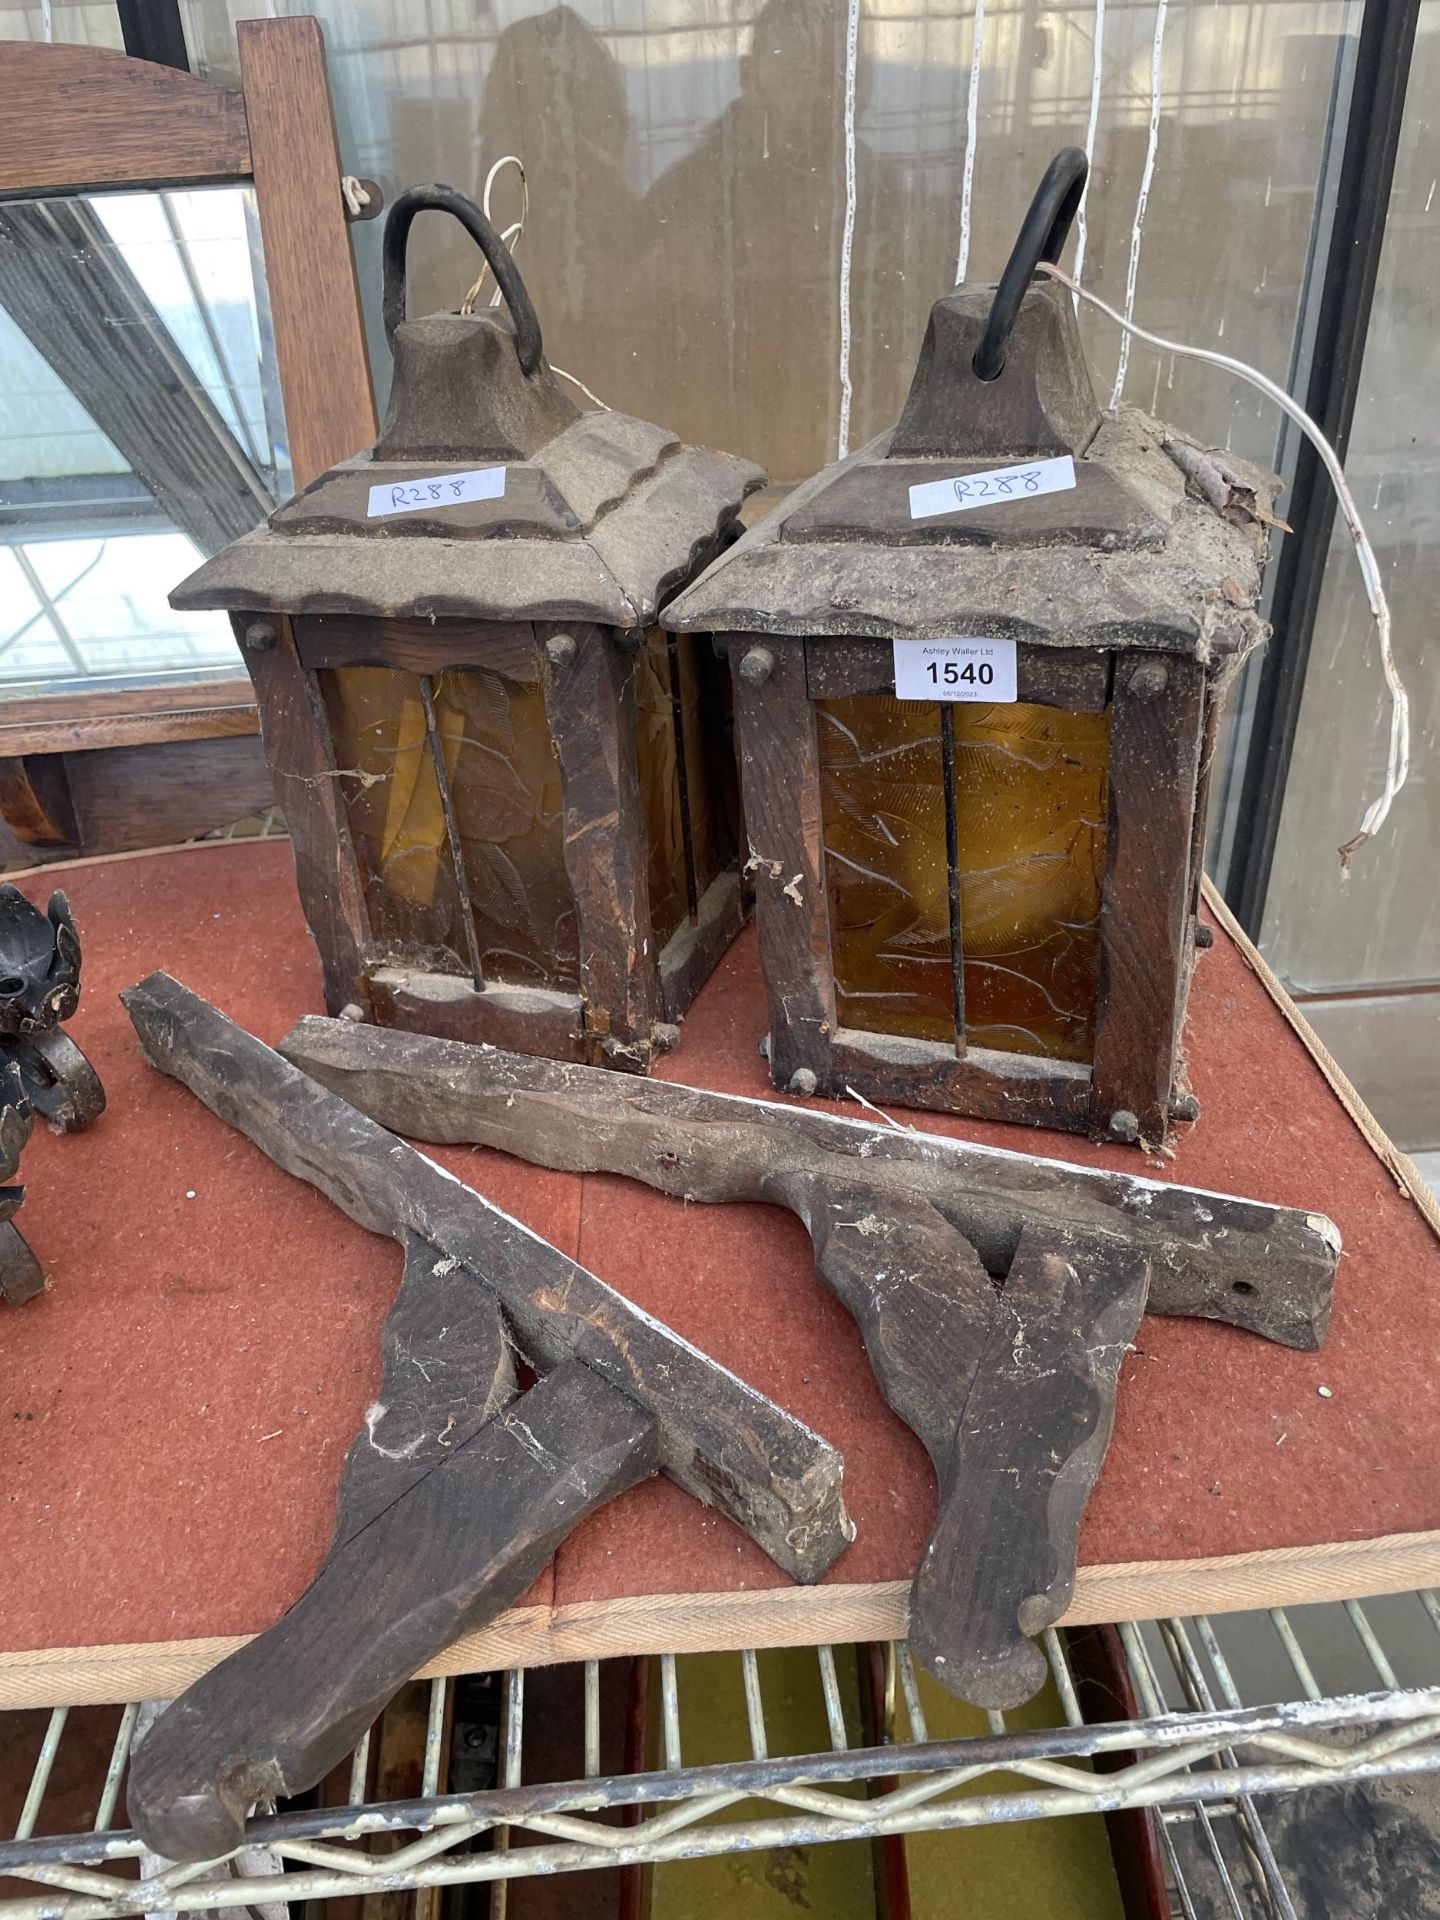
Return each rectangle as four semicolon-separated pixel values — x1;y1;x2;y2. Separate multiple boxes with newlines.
127;1358;658;1862
275;1019;1336;1708
121;973;853;1585
278;1017;1339;1352
909;1229;1150;1707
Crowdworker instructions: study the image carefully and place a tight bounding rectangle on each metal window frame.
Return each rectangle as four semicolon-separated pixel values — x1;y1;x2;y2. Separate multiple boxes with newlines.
1220;0;1423;939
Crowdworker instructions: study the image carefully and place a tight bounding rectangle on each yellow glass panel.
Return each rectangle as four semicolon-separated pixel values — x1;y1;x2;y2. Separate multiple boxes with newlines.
436;668;578;990
322;664;579;991
323;665;472;976
817;694;1109;1062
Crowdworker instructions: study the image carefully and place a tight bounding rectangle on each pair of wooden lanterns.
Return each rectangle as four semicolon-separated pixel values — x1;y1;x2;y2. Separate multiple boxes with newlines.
176;156;1275;1146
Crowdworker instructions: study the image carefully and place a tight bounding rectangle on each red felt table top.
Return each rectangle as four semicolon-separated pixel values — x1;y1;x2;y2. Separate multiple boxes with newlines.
3;839;1438;1693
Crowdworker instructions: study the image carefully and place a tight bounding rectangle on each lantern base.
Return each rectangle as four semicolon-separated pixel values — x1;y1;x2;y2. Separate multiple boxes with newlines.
357;868;750;1074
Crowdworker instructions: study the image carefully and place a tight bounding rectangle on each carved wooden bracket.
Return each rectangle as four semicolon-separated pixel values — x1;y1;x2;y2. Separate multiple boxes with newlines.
120;972;855;1860
128;1234;657;1863
279;1018;1341;1711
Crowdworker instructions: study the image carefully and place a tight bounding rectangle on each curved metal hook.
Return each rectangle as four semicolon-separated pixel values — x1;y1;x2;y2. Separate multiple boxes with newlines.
382;183;543;376
973;147;1088;382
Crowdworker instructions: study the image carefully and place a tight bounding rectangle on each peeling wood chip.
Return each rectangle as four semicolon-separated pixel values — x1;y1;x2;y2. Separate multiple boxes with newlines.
1163;436;1293;534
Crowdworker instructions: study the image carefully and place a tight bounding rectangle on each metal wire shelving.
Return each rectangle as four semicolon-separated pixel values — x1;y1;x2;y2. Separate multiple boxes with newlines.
6;1595;1440;1920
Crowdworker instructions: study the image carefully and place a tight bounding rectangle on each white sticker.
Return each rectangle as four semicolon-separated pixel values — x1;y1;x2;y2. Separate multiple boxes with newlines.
367;466;506;518
908;454;1075;521
893;637;1018;703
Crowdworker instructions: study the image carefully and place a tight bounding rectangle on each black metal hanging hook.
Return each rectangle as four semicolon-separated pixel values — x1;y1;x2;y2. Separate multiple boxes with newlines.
972;147;1088;383
381;183;544;377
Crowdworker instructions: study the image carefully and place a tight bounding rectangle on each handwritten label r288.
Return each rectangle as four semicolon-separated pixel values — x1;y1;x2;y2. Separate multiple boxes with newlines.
908;454;1075;522
367;466;507;518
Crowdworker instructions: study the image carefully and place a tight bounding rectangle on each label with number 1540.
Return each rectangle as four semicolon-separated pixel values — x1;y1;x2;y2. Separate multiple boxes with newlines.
893;637;1017;703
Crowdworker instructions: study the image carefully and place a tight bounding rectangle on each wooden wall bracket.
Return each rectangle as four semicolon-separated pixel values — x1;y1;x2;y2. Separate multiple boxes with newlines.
127;1234;659;1861
278;1019;1342;1709
278;1018;1340;1352
117;976;870;1859
122;973;851;1587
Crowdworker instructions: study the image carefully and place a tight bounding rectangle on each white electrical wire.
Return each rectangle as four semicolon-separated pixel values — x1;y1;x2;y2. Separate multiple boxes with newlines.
954;0;986;283
457;154;611;410
835;0;861;459
1041;261;1409;864
1111;0;1167;406
461;155;529;313
1071;0;1105;294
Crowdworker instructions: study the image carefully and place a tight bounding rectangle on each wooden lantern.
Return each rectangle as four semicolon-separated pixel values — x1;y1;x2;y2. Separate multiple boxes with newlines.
172;187;763;1070
663;153;1278;1145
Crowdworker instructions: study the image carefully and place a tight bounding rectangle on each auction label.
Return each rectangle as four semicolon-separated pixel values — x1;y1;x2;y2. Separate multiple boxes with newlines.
893;636;1017;703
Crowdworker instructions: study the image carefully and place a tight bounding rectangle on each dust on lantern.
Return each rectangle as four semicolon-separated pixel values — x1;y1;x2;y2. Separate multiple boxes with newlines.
663;152;1281;1147
171;186;764;1070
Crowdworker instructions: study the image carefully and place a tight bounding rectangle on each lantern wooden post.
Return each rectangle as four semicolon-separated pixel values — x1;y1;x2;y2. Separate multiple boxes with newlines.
540;624;666;1064
229;613;372;1015
1089;653;1208;1146
727;635;836;1092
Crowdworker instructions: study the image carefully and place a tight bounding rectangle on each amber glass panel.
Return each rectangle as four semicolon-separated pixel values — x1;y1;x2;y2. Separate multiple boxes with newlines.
323;665;472;976
818;696;1110;1062
436;668;578;990
322;664;578;991
633;626;741;953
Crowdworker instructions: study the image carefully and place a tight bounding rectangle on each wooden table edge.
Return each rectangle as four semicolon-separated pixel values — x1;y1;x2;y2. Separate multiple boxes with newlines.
8;1527;1440;1710
1199;874;1440;1244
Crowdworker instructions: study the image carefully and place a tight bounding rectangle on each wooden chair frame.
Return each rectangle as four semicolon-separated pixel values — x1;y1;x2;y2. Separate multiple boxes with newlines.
0;21;377;862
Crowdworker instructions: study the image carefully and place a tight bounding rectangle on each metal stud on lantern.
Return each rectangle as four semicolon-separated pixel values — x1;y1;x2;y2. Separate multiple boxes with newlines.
662;151;1280;1146
172;185;764;1070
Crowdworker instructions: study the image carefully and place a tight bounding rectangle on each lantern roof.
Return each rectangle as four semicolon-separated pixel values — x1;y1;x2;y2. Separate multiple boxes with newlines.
172;189;764;632
662;278;1279;666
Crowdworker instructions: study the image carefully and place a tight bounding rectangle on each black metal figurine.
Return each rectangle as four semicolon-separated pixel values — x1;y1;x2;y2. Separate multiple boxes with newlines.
0;885;105;1303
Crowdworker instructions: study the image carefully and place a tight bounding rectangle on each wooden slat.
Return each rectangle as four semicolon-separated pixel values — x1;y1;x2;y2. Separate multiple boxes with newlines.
1089;655;1206;1146
295;615;540;682
11;1524;1440;1711
0;688;258;758
61;736;273;858
368;969;583;1060
804;637;1111;712
829;1029;1093;1133
237;16;376;490
0;44;252;199
0;680;255;732
728;635;836;1090
234;615;371;1010
540;627;666;1067
0;198;273;553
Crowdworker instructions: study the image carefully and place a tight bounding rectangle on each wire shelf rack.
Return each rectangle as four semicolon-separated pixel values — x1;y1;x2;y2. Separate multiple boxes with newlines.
6;1595;1440;1919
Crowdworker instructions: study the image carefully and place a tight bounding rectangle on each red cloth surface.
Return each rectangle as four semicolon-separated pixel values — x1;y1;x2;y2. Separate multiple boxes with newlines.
1;838;1434;1655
